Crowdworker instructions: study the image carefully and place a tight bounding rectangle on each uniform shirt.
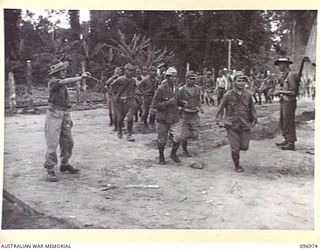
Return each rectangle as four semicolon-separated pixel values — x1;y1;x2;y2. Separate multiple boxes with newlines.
215;89;257;131
48;78;71;108
203;77;216;91
151;80;180;124
178;84;201;113
216;76;228;88
137;76;159;96
281;71;299;102
111;75;136;101
105;74;120;94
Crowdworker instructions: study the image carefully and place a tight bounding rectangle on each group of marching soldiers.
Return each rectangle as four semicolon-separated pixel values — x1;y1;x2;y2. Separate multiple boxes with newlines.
43;57;315;182
103;59;316;171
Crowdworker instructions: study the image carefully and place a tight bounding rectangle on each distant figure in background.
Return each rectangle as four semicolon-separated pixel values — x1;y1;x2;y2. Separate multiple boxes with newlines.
203;71;216;105
215;72;257;173
141;65;149;79
157;62;168;85
273;57;299;151
311;74;316;101
215;69;228;105
44;61;91;182
251;72;263;105
134;68;143;122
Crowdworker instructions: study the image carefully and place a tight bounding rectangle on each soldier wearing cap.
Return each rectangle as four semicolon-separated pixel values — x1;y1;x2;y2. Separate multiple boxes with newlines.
215;72;257;172
157;62;168;85
44;61;91;182
104;67;123;130
111;63;137;141
137;65;159;127
203;70;216;105
273;57;299;150
134;68;144;122
177;70;203;157
151;67;182;165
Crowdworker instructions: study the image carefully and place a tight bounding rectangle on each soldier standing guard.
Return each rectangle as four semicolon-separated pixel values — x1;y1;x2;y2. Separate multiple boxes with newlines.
273;57;299;151
111;63;136;141
151;67;182;165
177;71;203;157
215;72;257;172
44;61;91;182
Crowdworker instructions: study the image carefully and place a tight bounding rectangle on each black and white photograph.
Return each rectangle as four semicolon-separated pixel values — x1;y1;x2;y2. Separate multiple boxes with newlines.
1;6;317;233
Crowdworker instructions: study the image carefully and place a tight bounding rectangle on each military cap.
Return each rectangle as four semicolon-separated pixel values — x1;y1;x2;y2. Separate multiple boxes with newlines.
165;67;177;76
186;70;196;78
157;62;167;68
274;57;293;66
124;63;135;70
49;61;69;75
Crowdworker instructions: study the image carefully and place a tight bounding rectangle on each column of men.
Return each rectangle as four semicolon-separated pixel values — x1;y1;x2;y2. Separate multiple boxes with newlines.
43;57;307;182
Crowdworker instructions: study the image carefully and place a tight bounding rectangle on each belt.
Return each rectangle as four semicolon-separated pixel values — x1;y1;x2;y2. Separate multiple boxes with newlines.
48;104;71;111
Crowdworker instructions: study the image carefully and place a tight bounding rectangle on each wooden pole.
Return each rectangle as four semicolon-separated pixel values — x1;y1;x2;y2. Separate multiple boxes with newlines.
26;60;34;108
8;72;16;111
81;61;87;91
227;39;232;71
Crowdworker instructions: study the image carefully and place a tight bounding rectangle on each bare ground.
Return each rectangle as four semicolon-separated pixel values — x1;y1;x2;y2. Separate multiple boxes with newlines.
2;99;315;229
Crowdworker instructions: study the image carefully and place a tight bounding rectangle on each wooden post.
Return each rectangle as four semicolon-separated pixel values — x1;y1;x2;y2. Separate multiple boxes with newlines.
186;63;190;72
75;74;81;105
81;61;87;91
227;39;232;71
8;72;16;111
26;60;34;108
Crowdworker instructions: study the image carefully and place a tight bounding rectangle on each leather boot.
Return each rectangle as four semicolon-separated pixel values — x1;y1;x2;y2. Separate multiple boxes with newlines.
275;139;288;147
158;143;166;165
117;122;122;138
171;142;181;163
143;119;148;127
182;140;192;157
127;120;135;141
232;151;244;172
117;129;122;138
281;142;295;151
109;113;113;126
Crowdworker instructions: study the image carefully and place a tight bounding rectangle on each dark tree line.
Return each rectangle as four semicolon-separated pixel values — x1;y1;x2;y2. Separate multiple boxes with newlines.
4;9;316;85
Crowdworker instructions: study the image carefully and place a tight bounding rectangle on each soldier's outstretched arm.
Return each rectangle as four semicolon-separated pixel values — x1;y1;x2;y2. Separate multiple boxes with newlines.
59;72;91;85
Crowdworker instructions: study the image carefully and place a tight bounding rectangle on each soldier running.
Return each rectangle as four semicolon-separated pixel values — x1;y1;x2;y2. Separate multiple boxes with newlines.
215;72;257;172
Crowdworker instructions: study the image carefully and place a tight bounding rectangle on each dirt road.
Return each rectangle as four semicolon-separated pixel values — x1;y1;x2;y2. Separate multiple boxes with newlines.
2;99;315;229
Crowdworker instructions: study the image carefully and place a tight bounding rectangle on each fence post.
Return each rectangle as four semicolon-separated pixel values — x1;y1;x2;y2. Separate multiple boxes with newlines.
8;72;16;111
26;60;34;108
81;61;87;91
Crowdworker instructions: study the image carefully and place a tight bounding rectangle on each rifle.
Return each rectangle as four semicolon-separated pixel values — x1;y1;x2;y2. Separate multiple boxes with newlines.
296;56;311;95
